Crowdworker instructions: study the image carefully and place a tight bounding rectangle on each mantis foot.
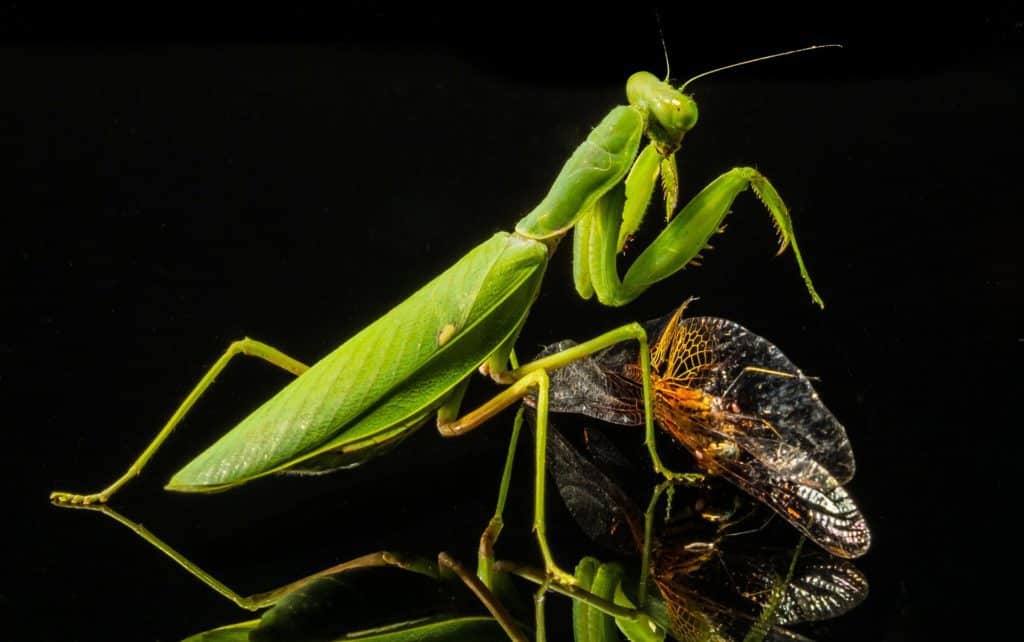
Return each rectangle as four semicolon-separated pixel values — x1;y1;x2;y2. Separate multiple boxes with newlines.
50;490;108;506
655;469;705;487
545;565;578;589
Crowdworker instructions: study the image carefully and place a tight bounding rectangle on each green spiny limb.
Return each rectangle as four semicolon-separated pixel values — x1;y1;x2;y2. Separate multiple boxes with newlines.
660;153;679;220
582;166;824;307
619;142;662;252
746;170;823;307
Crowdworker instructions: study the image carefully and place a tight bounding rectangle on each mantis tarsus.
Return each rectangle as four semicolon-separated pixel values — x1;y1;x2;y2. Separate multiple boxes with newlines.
50;54;832;636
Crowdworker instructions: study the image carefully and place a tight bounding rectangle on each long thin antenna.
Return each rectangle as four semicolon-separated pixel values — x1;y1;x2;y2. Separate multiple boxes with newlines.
655;10;671;81
680;44;842;92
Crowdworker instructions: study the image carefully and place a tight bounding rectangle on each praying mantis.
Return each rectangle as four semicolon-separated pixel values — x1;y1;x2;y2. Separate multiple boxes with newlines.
49;48;836;639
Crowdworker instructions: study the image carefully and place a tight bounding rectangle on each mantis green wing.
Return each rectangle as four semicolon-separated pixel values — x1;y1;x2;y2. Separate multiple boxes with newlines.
170;232;548;491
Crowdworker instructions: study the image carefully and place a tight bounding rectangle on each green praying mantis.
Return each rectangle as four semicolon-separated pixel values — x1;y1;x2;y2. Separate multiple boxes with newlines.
50;47;837;638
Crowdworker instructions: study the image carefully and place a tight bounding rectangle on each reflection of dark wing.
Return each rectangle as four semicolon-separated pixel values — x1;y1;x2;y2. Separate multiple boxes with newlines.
542;417;823;641
656;580;814;642
540;340;645;426
730;553;869;626
541;416;644;555
668;317;855;485
685;413;870;559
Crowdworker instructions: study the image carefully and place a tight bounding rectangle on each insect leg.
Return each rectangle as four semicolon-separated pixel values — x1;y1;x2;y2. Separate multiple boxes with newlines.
437;370;575;588
494;558;661;639
54;501;395;611
579;167;823;307
50;338;308;506
440;324;700;592
478;405;525;590
437;552;528;642
510;324;703;486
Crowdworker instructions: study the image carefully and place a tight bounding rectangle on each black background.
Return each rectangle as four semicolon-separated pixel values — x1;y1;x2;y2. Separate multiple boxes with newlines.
7;4;1021;641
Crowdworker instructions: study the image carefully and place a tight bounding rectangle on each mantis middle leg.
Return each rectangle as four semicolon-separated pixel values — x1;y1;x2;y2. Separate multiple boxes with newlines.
437;323;702;587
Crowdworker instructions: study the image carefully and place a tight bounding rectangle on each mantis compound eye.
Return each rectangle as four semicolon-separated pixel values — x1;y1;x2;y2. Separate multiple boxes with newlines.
654;91;698;136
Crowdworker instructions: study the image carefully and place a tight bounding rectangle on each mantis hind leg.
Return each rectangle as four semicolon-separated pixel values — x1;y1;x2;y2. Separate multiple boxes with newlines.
50;338;308;506
61;503;528;641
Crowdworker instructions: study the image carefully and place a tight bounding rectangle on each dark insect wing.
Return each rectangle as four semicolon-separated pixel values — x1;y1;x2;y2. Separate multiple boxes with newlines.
727;553;869;626
656;580;815;642
578;424;645;489
541;415;825;642
682;413;870;558
664;317;856;485
544;315;857;485
541;416;645;555
540;340;645;426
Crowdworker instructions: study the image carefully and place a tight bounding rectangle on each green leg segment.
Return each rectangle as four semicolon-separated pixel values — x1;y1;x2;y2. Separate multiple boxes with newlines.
478;405;525;589
576;166;823;308
50;338;308;506
494;559;661;638
60;504;528;640
437;552;528;642
54;502;405;611
440;324;702;596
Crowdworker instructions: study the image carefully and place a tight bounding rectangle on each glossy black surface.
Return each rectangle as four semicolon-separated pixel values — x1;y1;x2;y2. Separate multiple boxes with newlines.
9;6;1020;641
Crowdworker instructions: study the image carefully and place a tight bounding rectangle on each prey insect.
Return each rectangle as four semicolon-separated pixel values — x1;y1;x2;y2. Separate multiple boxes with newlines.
51;51;832;614
539;301;871;559
541;419;868;641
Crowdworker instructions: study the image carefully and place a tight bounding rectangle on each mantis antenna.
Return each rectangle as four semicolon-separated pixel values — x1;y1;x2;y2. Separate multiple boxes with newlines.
680;44;843;92
655;10;671;81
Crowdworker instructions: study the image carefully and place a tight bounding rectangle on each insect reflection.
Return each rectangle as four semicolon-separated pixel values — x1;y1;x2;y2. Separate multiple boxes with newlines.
538;301;870;559
543;420;868;641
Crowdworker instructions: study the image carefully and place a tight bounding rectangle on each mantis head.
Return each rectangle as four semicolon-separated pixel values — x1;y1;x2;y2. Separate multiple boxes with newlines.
626;71;698;156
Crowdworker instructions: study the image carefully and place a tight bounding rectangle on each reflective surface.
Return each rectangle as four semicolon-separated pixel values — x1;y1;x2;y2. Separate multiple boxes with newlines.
544;417;867;640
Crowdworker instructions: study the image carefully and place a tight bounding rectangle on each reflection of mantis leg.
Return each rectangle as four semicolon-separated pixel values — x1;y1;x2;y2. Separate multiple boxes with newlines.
440;324;702;588
437;553;527;642
640;480;674;606
493;559;659;636
439;368;572;589
51;338;308;506
57;503;527;640
443;324;691;639
747;537;806;639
